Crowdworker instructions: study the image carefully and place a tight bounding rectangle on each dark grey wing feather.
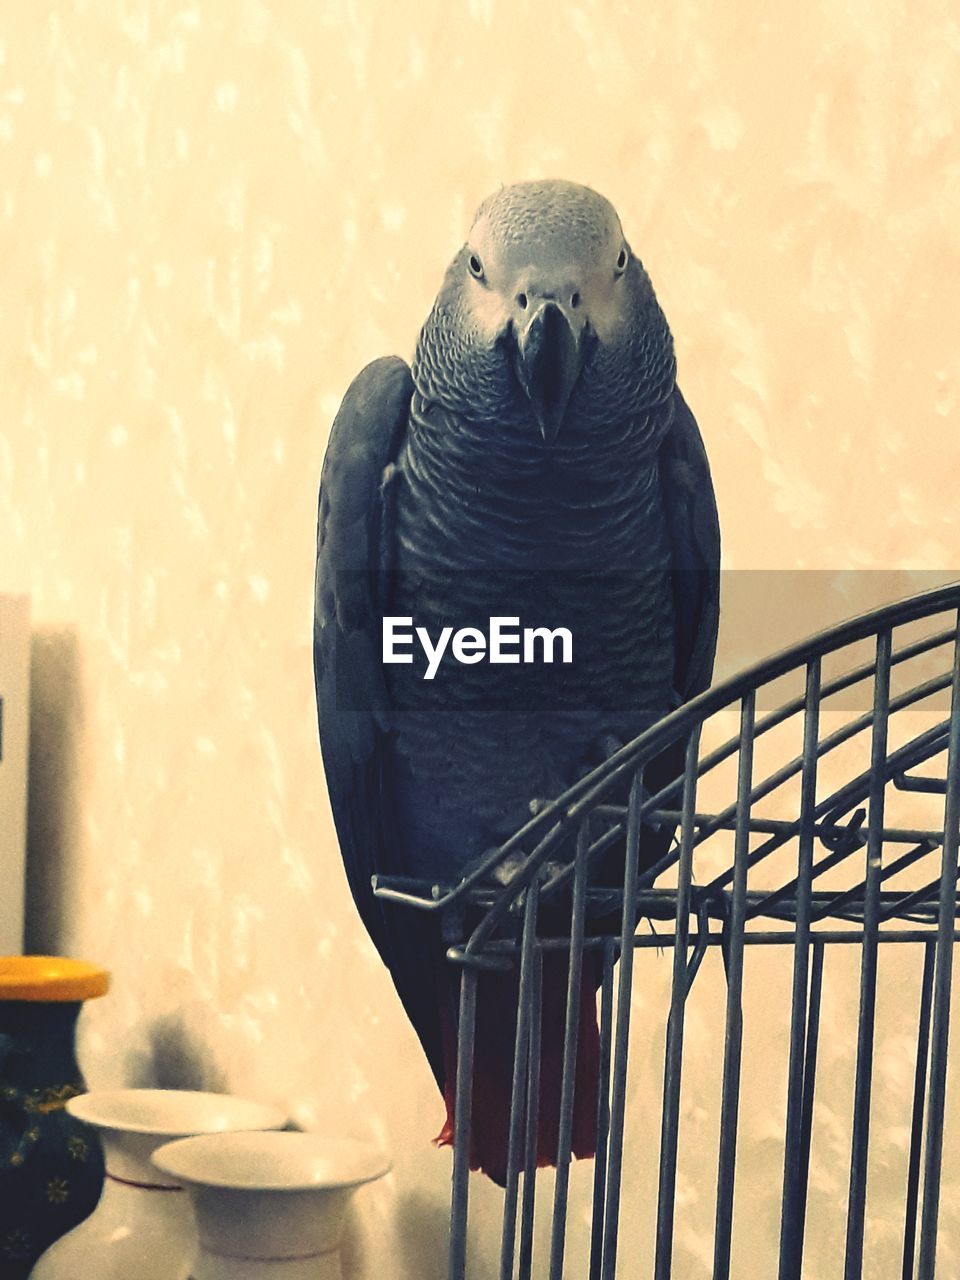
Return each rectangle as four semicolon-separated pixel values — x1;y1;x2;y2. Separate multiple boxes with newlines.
314;356;445;1086
635;386;720;873
661;385;721;701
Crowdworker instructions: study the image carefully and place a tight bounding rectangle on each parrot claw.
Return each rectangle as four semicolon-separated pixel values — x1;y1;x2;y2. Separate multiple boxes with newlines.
462;845;566;896
491;851;529;885
574;734;626;785
459;846;523;887
597;733;624;760
539;859;566;885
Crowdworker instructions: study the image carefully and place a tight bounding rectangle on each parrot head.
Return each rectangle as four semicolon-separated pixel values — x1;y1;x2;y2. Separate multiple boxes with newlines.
415;180;676;445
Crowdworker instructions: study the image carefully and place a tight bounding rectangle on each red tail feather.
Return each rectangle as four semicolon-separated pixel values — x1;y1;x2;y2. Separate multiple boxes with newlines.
435;954;600;1186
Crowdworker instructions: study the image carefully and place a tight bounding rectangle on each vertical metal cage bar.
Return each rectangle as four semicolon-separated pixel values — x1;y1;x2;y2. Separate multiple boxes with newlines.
795;939;825;1253
518;952;543;1280
449;966;479;1280
599;770;647;1280
548;820;592;1280
844;628;893;1280
499;881;541;1280
917;611;960;1279
902;940;935;1280
654;729;703;1280
589;941;617;1280
778;657;823;1278
712;690;757;1279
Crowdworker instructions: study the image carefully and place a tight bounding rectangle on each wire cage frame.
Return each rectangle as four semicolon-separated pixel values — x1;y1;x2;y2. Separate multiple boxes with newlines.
375;582;960;1280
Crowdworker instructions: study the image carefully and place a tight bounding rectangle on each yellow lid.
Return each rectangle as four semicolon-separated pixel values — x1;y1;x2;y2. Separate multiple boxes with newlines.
0;956;110;1002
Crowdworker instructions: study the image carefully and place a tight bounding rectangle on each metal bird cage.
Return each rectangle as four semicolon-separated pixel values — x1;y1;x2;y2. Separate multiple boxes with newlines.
375;582;960;1279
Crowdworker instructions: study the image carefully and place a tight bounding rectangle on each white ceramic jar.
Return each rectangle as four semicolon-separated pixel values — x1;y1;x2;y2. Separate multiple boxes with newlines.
152;1131;391;1280
30;1089;287;1280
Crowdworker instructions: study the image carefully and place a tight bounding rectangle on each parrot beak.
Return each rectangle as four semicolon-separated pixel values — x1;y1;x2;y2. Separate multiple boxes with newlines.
514;302;585;444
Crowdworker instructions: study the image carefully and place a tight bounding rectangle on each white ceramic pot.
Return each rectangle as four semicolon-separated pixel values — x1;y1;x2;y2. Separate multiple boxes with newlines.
152;1131;391;1280
30;1089;287;1280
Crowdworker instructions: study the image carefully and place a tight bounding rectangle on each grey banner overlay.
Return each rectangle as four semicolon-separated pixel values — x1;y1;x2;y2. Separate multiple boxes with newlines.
330;570;960;713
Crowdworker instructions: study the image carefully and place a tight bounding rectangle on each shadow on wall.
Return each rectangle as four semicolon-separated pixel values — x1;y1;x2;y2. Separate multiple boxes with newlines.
373;1191;449;1280
23;627;84;956
145;1009;229;1092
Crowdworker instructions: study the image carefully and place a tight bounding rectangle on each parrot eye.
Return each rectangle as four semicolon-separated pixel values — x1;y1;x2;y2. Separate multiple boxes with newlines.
615;247;628;274
468;253;485;280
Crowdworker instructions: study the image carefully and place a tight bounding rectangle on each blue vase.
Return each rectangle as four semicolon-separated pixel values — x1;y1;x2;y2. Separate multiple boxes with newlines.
0;958;109;1278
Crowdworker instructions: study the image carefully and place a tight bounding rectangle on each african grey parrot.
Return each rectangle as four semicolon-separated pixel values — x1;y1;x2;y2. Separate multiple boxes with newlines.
314;180;720;1184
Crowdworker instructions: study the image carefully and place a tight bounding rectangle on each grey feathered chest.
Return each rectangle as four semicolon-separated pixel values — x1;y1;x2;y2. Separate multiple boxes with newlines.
386;389;677;877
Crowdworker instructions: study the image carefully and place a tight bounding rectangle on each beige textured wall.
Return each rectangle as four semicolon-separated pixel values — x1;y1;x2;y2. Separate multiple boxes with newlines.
1;1;958;1276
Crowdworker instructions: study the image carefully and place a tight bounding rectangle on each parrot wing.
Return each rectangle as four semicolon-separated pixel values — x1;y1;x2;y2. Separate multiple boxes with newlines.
313;356;446;1086
661;384;721;702
589;384;719;894
638;384;721;866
